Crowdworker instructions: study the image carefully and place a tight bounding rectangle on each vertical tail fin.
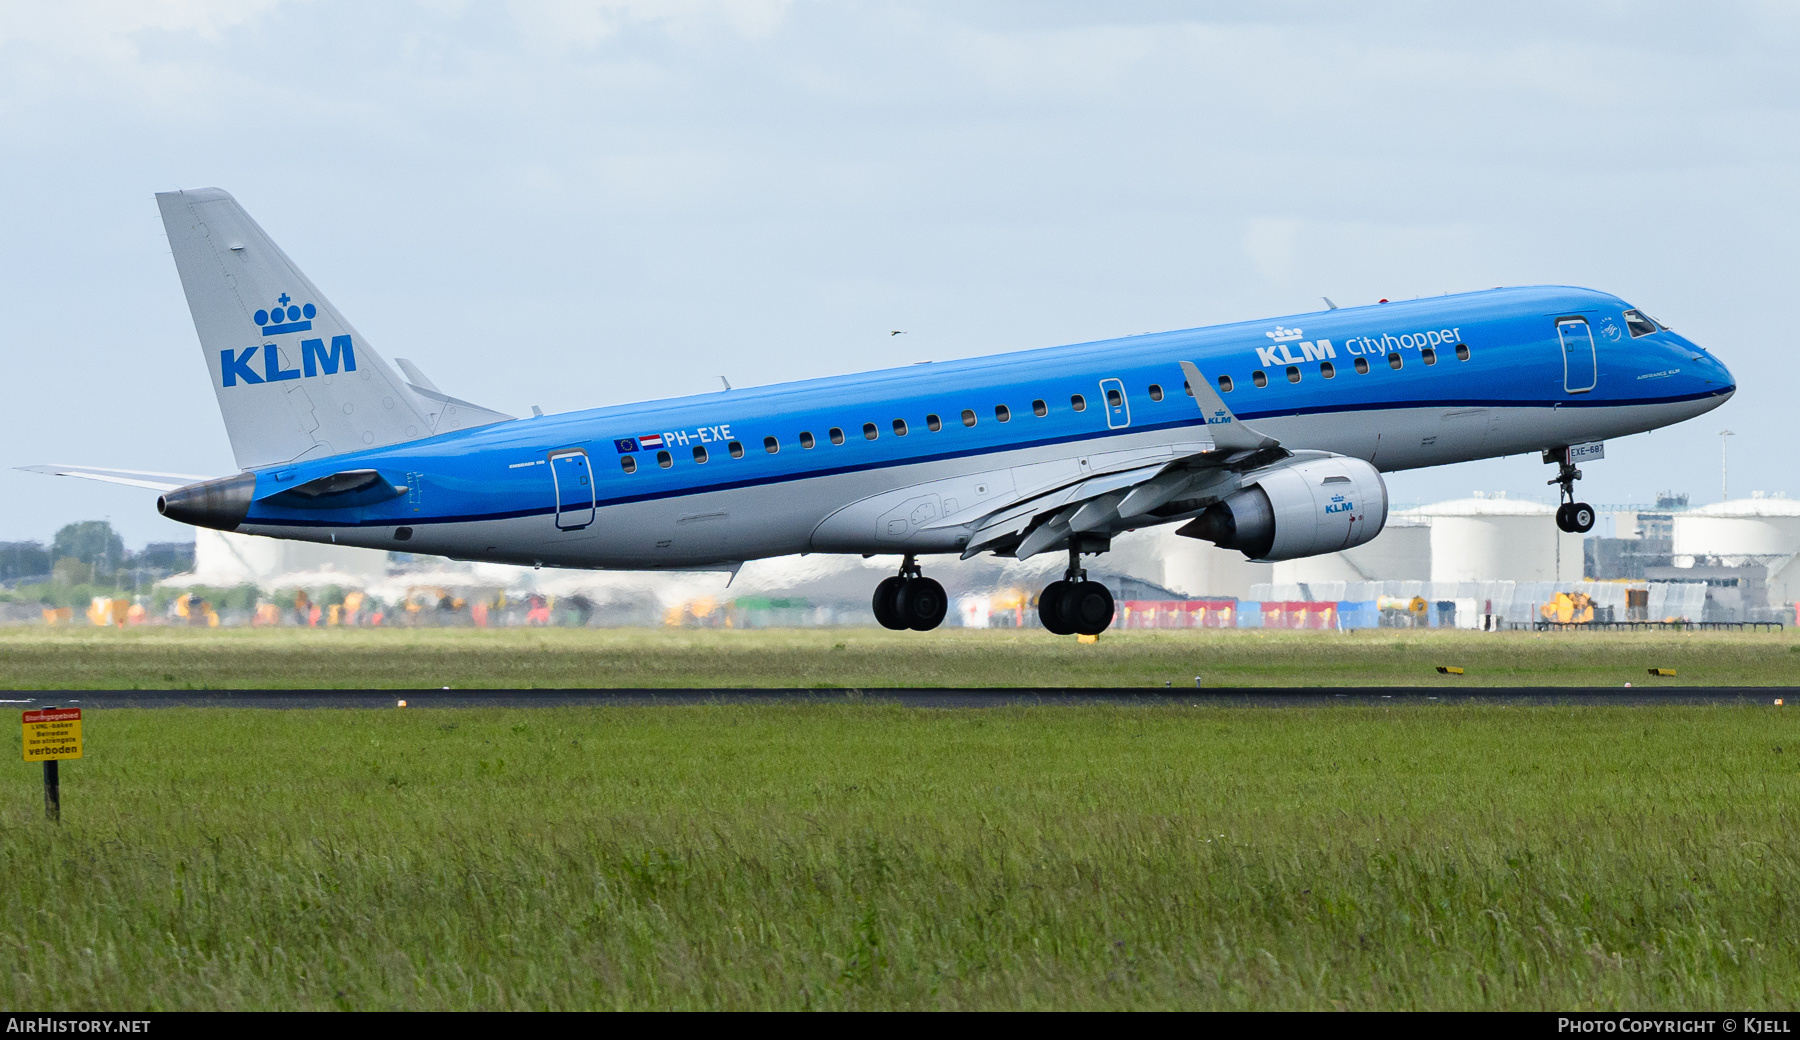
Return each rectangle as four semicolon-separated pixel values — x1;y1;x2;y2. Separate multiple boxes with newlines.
156;188;510;471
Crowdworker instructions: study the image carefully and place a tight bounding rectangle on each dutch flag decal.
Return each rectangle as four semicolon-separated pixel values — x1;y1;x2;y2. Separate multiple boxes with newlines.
639;434;666;450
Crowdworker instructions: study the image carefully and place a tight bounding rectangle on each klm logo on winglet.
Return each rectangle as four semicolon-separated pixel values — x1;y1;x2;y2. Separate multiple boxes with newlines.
221;294;356;387
1325;493;1354;514
1207;408;1233;426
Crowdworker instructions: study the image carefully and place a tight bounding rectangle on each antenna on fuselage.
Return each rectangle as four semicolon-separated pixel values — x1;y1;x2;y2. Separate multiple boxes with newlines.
1322;297;1338;310
720;376;732;391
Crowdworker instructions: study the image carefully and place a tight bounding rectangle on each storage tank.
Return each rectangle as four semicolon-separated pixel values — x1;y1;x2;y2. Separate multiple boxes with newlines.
1157;528;1273;599
165;528;392;588
1272;518;1431;584
1672;494;1800;560
1405;494;1583;583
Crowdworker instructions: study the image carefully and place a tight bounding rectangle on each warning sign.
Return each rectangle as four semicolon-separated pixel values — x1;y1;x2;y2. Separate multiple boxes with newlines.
22;708;81;762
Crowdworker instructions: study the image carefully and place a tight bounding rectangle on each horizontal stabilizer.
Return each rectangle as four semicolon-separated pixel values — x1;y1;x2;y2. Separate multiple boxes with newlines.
395;357;515;431
17;464;214;492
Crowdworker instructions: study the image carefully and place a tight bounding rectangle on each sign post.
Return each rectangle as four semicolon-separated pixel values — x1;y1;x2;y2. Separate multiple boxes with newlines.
23;707;81;823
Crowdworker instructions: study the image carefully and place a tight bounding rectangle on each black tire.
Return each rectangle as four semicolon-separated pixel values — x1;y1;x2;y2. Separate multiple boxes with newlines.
895;577;948;631
1038;580;1075;635
1570;502;1596;533
1555;502;1575;533
1066;581;1116;635
872;576;907;630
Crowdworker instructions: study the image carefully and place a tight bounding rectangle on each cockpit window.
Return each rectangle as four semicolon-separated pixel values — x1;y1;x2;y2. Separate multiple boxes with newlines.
1623;309;1658;338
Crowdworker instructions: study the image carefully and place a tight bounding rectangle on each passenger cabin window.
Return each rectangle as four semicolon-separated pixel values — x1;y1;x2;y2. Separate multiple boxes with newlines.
1252;370;1268;388
620;455;637;474
1185;380;1195;396
995;404;1011;422
1032;399;1048;417
728;440;745;458
1216;375;1233;393
799;431;816;449
1387;352;1403;370
764;435;780;454
1148;384;1164;402
1454;343;1470;361
829;427;845;445
657;450;673;469
893;418;908;436
1070;394;1086;411
961;409;977;427
693;445;708;463
1421;347;1437;365
1623;309;1658;337
1354;357;1370;374
1105;388;1122;408
1285;366;1301;384
863;422;879;440
1320;361;1335;378
926;414;942;432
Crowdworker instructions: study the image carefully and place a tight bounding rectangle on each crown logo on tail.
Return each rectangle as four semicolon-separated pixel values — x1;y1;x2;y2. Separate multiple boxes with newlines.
254;293;316;336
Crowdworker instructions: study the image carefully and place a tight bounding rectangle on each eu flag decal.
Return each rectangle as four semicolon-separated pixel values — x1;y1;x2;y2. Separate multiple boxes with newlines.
614;438;639;453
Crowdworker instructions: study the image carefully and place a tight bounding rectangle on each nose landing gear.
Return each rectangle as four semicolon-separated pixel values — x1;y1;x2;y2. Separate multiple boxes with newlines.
1037;540;1115;636
872;555;948;631
1545;447;1596;534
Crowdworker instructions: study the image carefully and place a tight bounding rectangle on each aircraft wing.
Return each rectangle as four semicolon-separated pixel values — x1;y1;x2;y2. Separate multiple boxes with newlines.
957;362;1290;559
17;464;214;492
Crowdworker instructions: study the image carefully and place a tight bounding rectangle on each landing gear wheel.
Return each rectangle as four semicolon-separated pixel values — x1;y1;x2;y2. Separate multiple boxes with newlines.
872;576;907;630
1568;502;1595;533
1555;502;1575;533
1038;580;1075;635
894;577;948;631
1064;581;1116;635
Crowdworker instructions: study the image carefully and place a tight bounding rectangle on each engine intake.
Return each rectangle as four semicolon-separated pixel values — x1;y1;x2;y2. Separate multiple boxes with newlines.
1177;457;1387;562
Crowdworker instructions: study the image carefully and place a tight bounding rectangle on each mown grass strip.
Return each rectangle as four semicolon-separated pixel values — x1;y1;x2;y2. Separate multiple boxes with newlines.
2;626;1799;689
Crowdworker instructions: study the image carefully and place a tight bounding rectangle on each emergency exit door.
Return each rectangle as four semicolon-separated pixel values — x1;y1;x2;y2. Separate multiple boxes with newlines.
550;450;595;530
1099;377;1131;428
1557;318;1596;394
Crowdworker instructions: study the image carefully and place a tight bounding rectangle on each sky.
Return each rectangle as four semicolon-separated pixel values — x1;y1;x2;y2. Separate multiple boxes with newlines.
1;0;1796;547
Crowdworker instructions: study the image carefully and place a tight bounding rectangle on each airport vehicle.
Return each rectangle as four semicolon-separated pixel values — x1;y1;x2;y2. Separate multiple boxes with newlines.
27;189;1736;634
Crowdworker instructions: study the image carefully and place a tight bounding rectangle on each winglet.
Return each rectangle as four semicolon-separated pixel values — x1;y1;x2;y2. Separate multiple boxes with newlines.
1179;361;1279;452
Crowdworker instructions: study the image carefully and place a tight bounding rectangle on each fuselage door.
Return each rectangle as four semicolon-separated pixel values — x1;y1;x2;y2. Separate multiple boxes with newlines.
1557;318;1597;394
550;450;596;530
1099;377;1131;429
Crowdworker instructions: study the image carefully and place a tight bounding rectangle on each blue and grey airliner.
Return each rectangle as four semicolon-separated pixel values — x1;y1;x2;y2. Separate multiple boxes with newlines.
25;188;1736;634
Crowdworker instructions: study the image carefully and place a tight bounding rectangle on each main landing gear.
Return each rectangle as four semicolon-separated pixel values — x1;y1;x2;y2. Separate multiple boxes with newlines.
1037;540;1115;636
1545;447;1596;534
873;555;948;631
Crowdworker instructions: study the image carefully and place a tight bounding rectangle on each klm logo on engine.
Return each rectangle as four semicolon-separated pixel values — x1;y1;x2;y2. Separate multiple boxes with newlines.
220;293;356;387
1256;326;1336;368
1325;493;1354;514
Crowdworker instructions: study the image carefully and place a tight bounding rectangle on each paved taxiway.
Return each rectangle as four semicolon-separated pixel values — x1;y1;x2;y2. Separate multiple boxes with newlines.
1;688;1792;709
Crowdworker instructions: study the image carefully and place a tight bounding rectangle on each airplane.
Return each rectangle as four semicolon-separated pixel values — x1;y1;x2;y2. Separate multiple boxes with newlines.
25;188;1736;635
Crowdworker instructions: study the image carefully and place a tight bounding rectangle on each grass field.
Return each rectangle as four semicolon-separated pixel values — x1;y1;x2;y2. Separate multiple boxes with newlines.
3;702;1798;1010
1;625;1798;688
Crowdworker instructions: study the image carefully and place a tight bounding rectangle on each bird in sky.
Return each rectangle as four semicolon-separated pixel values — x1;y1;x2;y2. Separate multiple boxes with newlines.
890;330;906;336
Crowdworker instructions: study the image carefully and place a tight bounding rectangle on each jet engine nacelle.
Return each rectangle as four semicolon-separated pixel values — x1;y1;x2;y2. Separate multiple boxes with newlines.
1178;457;1388;562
